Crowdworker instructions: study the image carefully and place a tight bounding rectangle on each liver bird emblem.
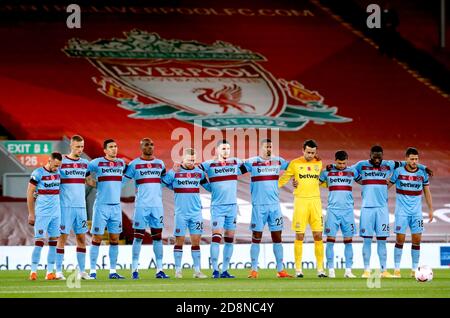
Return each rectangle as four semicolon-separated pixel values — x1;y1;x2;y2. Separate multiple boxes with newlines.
192;84;256;114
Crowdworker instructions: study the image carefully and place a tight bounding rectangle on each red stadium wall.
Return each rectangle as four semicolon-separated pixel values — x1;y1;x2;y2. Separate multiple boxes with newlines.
0;0;448;173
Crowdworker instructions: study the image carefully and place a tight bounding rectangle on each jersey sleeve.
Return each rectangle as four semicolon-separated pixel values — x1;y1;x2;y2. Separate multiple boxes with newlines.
200;171;212;192
278;161;296;188
199;161;209;173
280;157;289;170
423;171;430;186
29;169;40;186
236;158;247;175
389;168;399;184
160;161;167;177
352;167;361;182
161;170;175;190
123;161;135;180
319;170;327;183
243;158;253;173
87;159;98;176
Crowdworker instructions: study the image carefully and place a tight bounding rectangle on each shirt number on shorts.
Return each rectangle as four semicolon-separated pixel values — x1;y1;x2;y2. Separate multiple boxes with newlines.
195;222;203;230
275;217;283;226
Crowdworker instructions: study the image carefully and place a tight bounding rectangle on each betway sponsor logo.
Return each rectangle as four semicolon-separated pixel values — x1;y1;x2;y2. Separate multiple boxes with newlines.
399;182;421;189
298;174;319;179
177;180;199;186
101;168;123;174
329;178;352;184
257;167;279;174
44;182;60;188
140;170;161;177
363;172;387;178
64;170;86;176
214;167;236;174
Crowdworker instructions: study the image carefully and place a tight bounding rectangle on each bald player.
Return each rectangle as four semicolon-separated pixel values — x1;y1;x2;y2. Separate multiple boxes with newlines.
123;138;169;279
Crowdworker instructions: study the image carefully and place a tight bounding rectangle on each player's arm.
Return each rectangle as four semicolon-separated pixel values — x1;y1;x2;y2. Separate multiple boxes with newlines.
85;173;96;188
237;158;248;175
86;159;97;188
394;161;433;177
200;174;211;192
319;170;328;188
387;168;398;190
160;167;170;189
26;182;36;226
423;185;433;222
278;161;295;188
387;180;395;189
121;163;134;187
161;170;174;190
280;158;290;171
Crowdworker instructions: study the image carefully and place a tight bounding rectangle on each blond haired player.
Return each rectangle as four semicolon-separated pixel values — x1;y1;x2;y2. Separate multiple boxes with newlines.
278;139;326;278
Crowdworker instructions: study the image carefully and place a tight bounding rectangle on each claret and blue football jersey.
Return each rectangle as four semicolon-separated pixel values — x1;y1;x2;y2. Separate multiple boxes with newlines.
87;157;126;204
243;156;289;205
123;157;166;208
199;158;246;206
59;155;89;208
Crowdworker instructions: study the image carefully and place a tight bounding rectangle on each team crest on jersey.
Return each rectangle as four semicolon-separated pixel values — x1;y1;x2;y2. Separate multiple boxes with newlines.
64;30;351;131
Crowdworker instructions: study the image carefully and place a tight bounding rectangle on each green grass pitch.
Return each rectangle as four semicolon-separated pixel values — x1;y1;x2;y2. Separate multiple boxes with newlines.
0;269;449;298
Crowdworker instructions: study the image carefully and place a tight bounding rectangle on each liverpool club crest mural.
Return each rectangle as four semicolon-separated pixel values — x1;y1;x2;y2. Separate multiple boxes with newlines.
64;30;351;130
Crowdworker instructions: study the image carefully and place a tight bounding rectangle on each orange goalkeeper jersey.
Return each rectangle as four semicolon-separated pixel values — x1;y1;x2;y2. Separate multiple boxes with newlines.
278;156;322;199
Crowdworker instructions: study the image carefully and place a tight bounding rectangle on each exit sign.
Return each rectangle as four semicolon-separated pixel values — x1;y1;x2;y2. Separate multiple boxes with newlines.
3;141;54;168
4;141;52;155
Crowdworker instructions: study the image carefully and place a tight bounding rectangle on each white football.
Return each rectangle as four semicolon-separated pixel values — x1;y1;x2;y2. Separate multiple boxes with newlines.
415;265;433;282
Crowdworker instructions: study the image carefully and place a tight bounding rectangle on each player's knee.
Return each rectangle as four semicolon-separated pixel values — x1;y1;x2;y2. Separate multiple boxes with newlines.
212;233;222;244
134;229;145;240
34;240;44;247
270;231;282;243
224;236;234;244
151;228;162;241
76;235;86;246
252;232;262;244
109;239;119;245
313;232;322;241
412;236;421;245
48;239;58;246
